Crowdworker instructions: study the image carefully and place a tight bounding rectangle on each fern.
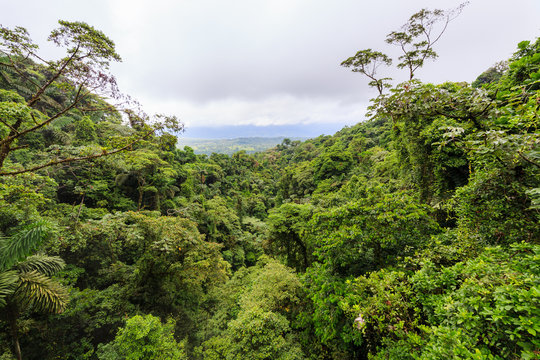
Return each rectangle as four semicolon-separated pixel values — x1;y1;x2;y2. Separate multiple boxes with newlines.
0;68;13;86
51;116;74;129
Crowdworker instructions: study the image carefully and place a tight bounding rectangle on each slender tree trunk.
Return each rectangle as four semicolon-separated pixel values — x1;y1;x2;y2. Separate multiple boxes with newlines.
137;176;145;211
75;193;85;222
7;305;22;360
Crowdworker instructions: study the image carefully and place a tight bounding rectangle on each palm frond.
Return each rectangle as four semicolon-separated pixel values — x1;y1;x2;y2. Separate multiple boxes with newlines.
0;62;13;71
16;255;65;276
16;270;69;314
0;270;18;307
0;62;33;96
0;220;53;271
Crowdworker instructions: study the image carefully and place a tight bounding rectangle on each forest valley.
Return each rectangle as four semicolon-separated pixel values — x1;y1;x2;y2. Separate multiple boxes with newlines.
0;8;538;360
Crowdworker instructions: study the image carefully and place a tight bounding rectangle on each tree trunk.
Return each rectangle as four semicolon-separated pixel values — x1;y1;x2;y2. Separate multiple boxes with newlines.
0;142;12;170
137;176;145;211
7;305;22;360
75;193;85;222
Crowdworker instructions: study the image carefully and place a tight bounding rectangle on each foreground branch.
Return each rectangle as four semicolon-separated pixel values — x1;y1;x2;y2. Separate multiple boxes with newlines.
0;131;152;176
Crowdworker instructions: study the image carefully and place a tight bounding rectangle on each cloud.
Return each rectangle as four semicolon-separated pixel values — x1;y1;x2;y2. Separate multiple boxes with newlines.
3;0;540;134
139;94;369;128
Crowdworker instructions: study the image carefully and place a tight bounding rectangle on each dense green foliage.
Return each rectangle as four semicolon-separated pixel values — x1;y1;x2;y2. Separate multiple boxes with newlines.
97;314;187;360
0;17;538;360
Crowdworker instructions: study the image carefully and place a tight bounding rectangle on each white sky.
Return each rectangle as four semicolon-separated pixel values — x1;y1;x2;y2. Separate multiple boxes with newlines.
2;0;539;135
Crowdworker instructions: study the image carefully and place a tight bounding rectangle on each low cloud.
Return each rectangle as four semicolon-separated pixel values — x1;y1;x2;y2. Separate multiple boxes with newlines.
139;94;369;128
3;0;540;133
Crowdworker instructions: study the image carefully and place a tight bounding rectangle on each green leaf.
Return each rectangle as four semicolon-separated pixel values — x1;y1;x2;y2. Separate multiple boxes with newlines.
0;220;53;271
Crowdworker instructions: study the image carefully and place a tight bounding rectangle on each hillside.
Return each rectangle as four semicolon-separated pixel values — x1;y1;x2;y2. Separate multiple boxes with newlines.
178;136;307;155
0;17;538;360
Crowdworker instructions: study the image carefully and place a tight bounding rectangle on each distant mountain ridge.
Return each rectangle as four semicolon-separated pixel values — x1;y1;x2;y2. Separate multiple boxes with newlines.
177;136;307;155
181;124;348;139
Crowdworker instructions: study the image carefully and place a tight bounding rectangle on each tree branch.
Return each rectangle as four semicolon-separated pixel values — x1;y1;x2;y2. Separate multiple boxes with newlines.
27;43;81;107
0;130;152;176
1;54;43;91
0;83;86;148
0;118;21;135
518;151;540;169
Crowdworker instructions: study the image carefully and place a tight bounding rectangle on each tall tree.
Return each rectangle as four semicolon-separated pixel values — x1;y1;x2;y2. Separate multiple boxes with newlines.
0;21;182;175
342;3;468;91
386;4;468;80
341;50;392;95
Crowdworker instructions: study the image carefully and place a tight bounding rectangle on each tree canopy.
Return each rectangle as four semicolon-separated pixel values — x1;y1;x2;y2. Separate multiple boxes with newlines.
0;10;538;360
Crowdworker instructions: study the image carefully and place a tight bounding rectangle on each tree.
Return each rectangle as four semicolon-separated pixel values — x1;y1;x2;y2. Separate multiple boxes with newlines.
341;50;392;95
200;258;305;360
385;4;467;80
0;221;68;360
97;314;187;360
342;4;467;91
371;81;489;201
471;61;508;88
266;203;314;271
0;21;182;176
312;189;440;276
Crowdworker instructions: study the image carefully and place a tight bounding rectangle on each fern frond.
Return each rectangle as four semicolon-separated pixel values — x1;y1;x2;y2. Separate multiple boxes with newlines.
0;270;18;307
41;127;71;145
16;255;65;276
0;69;13;86
0;220;53;271
0;61;15;74
37;92;63;111
10;81;34;97
16;270;69;314
51;116;74;129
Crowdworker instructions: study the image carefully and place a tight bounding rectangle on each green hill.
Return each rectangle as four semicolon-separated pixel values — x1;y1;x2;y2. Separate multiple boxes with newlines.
177;136;307;155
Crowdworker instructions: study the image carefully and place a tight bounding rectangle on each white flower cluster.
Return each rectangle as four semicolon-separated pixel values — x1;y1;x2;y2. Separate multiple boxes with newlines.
354;313;365;329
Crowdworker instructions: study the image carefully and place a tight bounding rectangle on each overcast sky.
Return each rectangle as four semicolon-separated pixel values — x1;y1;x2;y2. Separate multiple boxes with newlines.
2;0;539;137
